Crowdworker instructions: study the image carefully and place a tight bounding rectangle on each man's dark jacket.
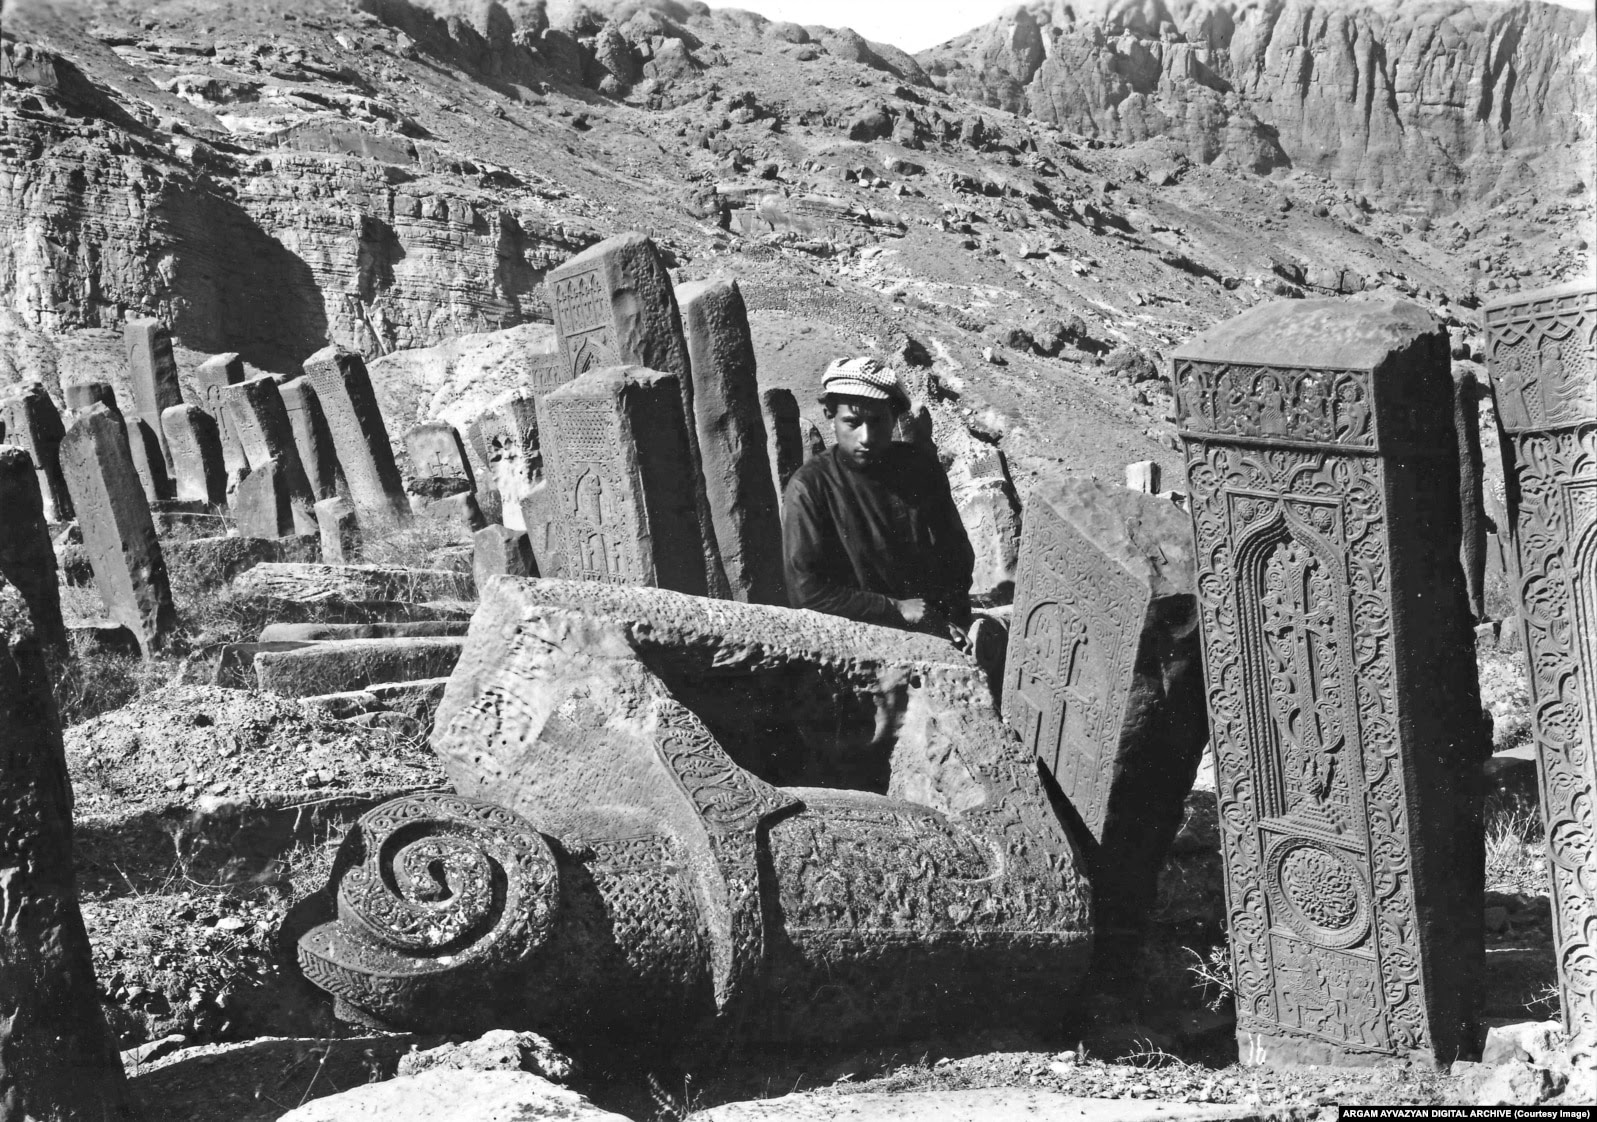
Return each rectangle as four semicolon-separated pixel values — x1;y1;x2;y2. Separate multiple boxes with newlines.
782;443;975;629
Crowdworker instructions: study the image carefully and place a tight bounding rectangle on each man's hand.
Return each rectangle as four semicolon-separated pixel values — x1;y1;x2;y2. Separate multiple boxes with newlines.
895;598;930;625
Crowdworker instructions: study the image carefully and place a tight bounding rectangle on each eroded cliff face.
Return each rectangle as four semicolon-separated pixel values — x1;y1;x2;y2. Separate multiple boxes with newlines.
920;0;1595;212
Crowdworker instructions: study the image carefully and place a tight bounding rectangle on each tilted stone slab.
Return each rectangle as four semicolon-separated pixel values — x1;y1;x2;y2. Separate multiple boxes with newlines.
0;578;129;1118
476;390;540;535
678;277;786;605
404;422;476;493
280;376;343;501
123;317;183;465
58;404;176;654
302;346;410;524
759;387;803;510
536;366;706;594
235;458;302;540
192;352;248;474
163;534;320;592
302;677;453;729
261;621;471;642
254;637;466;697
1172;297;1484;1067
161;403;228;506
296;577;1089;1043
1004;477;1206;973
0;446;66;651
221;377;317;534
0;381;72;522
234;563;475;606
1484;279;1597;1061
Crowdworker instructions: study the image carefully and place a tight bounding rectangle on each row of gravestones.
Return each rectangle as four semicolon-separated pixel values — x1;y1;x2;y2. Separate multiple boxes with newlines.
1004;282;1595;1068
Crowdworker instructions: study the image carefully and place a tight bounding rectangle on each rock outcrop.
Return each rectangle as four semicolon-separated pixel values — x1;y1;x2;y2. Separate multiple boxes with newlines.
919;0;1595;213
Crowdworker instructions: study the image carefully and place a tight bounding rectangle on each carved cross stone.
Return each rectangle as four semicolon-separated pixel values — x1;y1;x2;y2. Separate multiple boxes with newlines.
1172;298;1484;1068
1485;279;1597;1063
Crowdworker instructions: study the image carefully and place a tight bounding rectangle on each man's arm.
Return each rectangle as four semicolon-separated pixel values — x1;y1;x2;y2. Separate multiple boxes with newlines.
783;474;904;627
928;460;976;624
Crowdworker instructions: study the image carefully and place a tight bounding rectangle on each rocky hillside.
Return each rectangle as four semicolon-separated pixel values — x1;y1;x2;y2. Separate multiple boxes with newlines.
919;0;1595;216
2;0;1592;487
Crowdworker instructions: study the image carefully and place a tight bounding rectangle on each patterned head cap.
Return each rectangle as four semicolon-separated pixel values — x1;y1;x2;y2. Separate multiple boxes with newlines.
820;356;901;402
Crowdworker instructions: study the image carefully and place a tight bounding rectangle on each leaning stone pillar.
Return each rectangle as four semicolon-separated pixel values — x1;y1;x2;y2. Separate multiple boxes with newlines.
221;377;318;535
0;382;73;522
1003;478;1206;980
280;376;343;501
477;391;540;536
0;575;129;1119
59;404;176;655
302;346;410;525
759;388;804;510
536;366;706;595
0;446;66;653
123;316;183;470
1452;366;1489;621
1484;279;1597;1060
1172;297;1483;1067
161;403;228;507
677;277;786;605
192;352;248;477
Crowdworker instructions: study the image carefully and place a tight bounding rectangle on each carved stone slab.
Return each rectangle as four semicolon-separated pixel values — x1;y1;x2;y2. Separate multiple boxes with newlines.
0;576;129;1118
0;381;72;522
280;376;342;500
0;446;65;652
123;316;183;468
1172;298;1484;1067
477;390;540;535
535;366;706;595
302;346;410;524
192;352;248;474
161;403;228;506
1484;279;1597;1061
1004;478;1206;972
221;377;318;535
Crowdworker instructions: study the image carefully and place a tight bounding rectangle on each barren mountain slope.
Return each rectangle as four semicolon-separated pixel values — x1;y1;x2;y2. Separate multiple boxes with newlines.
3;0;1591;487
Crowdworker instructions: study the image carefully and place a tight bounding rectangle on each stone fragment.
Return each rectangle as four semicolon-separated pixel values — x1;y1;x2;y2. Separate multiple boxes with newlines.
1172;297;1484;1066
412;491;487;540
536;366;706;594
547;233;724;596
302;346;410;524
476;391;540;534
1125;460;1162;493
279;376;343;500
0;446;65;651
1005;478;1206;975
0;576;129;1119
677;278;786;605
473;525;535;590
519;481;561;576
759;387;804;508
62;381;117;415
303;678;451;730
235;458;299;539
1453;367;1489;620
254;637;465;697
404;422;476;496
298;579;1089;1043
192;351;247;474
260;621;470;642
394;1029;573;1082
58;404;177;654
163;534;320;591
316;497;361;564
276;1069;626;1122
221;376;317;534
0;381;72;522
126;410;175;504
160;403;228;506
1484;279;1597;1061
233;563;474;607
123;317;183;466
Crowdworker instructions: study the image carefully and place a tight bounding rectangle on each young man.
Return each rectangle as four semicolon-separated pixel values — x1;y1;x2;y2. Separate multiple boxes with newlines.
781;356;974;639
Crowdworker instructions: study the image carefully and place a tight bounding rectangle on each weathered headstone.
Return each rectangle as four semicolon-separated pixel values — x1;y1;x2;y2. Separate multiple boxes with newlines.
1004;477;1205;977
536;366;706;595
1484;279;1597;1061
1172;297;1483;1067
235;458;299;539
1452;368;1490;621
0;446;66;651
279;376;343;500
404;422;476;496
62;381;117;415
58;404;177;654
302;346;410;524
161;403;228;506
221;376;318;535
123;317;183;465
547;233;725;597
315;497;361;564
760;387;804;508
192;352;248;474
477;391;540;534
0;575;129;1119
473;524;536;590
0;381;72;522
677;277;786;605
1125;460;1162;494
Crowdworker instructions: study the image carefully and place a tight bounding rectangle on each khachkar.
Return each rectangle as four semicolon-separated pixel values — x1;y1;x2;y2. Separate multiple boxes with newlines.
1004;477;1207;979
1172;298;1484;1067
1484;279;1597;1059
296;578;1090;1044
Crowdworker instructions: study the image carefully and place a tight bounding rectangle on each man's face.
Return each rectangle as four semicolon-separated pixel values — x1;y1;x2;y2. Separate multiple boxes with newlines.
829;397;895;468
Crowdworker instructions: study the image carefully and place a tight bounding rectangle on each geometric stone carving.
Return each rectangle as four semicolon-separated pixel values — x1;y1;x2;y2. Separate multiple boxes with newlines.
547;233;725;597
58;404;177;655
160;403;228;507
1003;477;1206;978
1484;279;1597;1062
220;377;318;535
296;578;1090;1043
1172;297;1485;1067
302;346;410;525
279;376;343;501
0;574;129;1119
535;366;706;595
0;381;73;522
677;277;785;605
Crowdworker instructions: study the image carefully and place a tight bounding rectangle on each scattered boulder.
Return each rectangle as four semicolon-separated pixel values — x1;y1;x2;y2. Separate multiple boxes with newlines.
396;1029;573;1083
277;1069;627;1121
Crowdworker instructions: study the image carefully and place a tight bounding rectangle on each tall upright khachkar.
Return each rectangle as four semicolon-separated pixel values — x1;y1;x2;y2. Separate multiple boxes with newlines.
302;346;410;524
0;576;129;1119
1172;298;1484;1067
1004;478;1206;975
1484;279;1597;1059
537;366;706;595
